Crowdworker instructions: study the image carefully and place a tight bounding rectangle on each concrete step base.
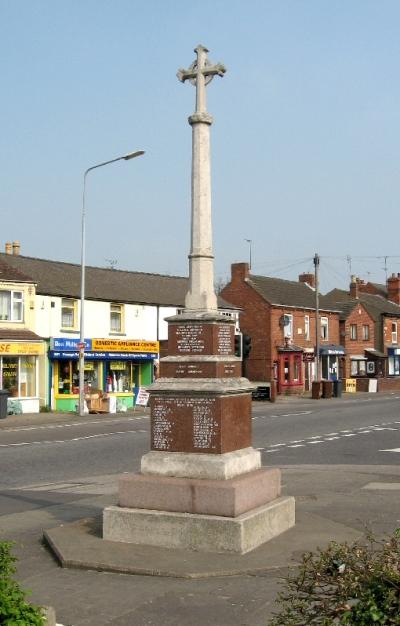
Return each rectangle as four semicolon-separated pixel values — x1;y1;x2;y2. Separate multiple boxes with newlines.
103;496;295;554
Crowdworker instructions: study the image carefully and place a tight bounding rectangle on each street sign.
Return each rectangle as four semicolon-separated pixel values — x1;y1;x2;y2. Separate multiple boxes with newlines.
136;387;150;407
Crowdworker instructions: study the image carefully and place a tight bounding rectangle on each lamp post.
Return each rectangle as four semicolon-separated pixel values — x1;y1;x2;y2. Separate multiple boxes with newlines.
244;238;252;269
78;150;145;417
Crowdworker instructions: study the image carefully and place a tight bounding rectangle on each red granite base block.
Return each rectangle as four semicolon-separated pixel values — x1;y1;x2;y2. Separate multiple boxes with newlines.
160;360;242;378
150;393;252;454
118;468;281;518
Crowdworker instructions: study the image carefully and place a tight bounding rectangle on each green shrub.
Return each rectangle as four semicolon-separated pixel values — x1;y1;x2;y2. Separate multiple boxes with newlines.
269;529;400;625
0;541;45;625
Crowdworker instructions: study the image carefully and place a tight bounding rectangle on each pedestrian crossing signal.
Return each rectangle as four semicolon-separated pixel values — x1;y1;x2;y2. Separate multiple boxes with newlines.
243;334;252;359
234;333;242;358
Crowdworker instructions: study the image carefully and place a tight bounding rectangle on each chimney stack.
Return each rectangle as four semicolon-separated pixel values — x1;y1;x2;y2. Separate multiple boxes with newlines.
387;273;400;305
5;242;12;255
349;276;366;299
299;272;315;289
231;262;250;284
12;241;20;256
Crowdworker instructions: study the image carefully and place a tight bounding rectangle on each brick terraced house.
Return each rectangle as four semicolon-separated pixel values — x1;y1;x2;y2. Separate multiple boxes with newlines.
221;263;342;395
323;274;400;387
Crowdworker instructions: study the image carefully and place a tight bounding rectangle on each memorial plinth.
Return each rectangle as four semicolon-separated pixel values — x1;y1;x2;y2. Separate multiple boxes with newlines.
104;312;295;553
103;45;295;554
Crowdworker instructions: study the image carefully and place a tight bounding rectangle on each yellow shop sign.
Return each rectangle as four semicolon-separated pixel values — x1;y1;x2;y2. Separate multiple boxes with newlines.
92;339;159;353
0;342;44;355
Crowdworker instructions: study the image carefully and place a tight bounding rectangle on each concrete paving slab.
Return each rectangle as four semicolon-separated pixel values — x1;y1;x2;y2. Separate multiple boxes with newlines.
43;507;362;579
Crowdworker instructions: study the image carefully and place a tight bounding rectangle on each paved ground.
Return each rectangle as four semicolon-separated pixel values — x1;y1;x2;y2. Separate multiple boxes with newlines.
1;394;400;625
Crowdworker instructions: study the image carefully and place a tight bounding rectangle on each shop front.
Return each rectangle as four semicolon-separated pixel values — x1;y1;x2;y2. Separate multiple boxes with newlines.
387;347;400;377
49;337;159;412
0;338;45;413
277;344;304;394
319;345;345;381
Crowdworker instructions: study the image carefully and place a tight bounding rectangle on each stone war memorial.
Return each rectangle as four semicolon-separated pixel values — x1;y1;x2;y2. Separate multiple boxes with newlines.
103;45;295;554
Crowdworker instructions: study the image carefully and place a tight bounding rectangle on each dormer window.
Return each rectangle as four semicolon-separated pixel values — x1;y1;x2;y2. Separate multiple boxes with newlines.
0;290;23;322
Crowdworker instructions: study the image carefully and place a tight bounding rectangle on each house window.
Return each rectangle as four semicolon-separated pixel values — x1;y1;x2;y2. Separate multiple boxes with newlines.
362;325;370;340
1;355;37;397
283;314;293;338
304;315;310;340
61;298;76;329
350;324;357;340
392;322;398;344
0;290;23;322
110;304;124;333
350;359;367;376
320;317;329;340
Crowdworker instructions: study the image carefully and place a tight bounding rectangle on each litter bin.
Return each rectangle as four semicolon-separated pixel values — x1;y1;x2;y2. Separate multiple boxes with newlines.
322;380;333;399
333;379;342;398
312;381;321;399
0;389;10;418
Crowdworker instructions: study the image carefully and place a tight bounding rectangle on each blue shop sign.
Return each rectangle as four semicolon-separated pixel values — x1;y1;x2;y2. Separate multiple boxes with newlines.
51;338;92;350
49;350;157;361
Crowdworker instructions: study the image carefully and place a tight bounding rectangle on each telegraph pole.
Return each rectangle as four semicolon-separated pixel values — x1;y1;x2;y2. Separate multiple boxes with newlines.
314;252;320;381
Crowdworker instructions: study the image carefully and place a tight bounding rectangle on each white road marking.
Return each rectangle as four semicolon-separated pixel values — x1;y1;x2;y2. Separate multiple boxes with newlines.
342;433;357;437
363;482;400;490
325;436;340;441
308;440;324;444
0;429;141;448
288;444;305;448
380;448;400;453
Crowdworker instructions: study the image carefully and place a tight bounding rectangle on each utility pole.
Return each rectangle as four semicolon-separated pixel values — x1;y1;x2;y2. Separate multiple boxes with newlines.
314;252;320;381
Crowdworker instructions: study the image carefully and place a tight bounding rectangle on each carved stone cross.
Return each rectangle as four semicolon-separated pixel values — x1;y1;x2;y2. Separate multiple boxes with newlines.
177;45;226;116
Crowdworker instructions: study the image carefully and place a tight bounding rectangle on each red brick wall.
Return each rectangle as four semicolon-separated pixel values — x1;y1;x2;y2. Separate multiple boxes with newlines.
383;316;400;348
221;265;340;385
341;304;375;377
377;377;400;392
221;278;271;381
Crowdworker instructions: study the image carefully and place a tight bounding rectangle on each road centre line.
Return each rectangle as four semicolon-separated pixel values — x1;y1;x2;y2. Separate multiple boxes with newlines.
0;415;148;433
0;429;142;448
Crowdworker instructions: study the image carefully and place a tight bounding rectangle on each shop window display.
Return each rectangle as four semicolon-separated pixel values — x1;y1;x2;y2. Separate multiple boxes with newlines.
1;356;37;397
57;361;100;395
106;361;135;393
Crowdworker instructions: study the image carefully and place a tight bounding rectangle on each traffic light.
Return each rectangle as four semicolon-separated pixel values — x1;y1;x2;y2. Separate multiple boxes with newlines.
234;333;242;358
242;334;252;359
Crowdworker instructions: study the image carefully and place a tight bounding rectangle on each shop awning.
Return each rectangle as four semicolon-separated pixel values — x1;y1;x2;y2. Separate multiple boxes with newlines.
365;349;386;358
319;344;345;356
277;344;304;353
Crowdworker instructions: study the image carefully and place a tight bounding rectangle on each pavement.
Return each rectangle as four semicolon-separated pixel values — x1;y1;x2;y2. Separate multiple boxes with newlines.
2;394;400;625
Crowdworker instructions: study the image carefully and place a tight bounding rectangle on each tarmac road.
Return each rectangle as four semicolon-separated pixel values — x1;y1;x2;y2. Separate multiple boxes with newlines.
0;393;400;625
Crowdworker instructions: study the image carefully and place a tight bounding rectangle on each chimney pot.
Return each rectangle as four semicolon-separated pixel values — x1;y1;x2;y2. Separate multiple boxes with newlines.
12;241;20;256
5;242;12;255
231;262;250;283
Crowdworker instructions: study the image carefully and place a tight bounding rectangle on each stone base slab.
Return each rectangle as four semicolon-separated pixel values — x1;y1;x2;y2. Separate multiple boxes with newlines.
103;496;295;554
141;447;261;480
119;467;281;517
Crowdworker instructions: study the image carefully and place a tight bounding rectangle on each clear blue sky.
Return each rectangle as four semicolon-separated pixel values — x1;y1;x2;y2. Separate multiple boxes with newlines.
1;0;400;293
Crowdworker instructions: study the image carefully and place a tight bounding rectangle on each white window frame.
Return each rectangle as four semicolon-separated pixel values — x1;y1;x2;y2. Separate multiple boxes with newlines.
283;314;293;339
61;298;76;329
304;315;310;340
362;324;370;341
320;316;329;340
392;322;398;344
110;303;124;333
0;290;24;322
350;324;357;340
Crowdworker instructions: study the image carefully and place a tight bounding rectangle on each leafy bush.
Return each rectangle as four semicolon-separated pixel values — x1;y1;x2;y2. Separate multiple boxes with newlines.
269;529;400;625
0;541;45;625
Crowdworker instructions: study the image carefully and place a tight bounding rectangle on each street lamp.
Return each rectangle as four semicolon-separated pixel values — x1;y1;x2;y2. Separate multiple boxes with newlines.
78;150;145;416
244;238;252;269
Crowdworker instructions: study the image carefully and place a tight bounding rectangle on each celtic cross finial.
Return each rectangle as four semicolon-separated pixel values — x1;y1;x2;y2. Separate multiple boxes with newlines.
177;45;226;114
